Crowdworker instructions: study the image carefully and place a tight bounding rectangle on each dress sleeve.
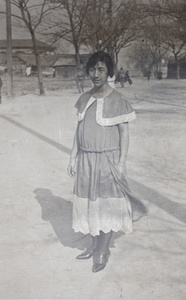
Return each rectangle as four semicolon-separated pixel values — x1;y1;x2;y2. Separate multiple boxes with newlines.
74;93;92;113
115;97;135;117
74;93;96;121
97;93;136;126
74;96;82;112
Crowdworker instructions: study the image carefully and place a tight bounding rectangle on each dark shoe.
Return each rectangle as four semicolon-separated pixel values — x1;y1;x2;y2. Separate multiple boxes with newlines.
92;250;110;273
76;247;95;260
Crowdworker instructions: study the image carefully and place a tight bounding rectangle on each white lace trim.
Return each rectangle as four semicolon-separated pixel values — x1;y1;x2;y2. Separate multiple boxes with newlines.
77;97;136;125
72;195;133;236
96;98;136;126
73;217;132;237
77;97;96;121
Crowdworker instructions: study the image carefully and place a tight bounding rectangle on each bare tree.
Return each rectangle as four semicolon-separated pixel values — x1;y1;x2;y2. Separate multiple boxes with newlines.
10;0;60;94
162;27;186;79
160;0;186;79
136;0;186;79
44;0;141;70
111;0;141;69
132;44;153;76
46;0;118;63
46;0;92;66
83;0;140;69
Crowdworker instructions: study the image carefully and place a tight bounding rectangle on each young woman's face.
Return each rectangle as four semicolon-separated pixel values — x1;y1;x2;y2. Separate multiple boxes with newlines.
89;61;108;87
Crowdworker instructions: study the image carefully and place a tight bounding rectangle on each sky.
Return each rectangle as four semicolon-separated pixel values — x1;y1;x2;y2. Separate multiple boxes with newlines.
0;1;30;40
0;19;30;40
0;1;76;54
0;1;131;58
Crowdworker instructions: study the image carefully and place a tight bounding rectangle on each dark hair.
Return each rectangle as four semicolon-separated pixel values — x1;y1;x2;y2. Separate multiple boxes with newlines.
86;51;114;78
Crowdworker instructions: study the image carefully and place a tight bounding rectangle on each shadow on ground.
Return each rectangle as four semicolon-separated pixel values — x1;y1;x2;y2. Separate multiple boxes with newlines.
0;116;70;155
129;178;186;224
34;187;148;251
34;178;186;252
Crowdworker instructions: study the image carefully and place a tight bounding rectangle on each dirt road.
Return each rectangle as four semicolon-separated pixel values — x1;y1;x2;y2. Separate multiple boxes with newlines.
0;78;186;299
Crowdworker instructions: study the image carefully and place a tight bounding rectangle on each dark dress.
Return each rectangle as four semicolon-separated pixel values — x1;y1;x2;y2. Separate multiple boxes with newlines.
73;89;136;236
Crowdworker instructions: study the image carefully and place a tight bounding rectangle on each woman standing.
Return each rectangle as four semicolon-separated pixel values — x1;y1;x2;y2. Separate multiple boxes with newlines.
68;51;136;273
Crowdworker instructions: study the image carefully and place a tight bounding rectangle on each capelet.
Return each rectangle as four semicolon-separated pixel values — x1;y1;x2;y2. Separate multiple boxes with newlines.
74;89;140;204
75;89;136;126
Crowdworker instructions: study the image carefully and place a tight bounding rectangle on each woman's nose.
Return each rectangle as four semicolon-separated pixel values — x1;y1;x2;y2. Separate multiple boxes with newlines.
94;69;99;77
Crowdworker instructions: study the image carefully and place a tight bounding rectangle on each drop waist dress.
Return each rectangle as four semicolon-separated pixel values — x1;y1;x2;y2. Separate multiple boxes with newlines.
73;89;136;236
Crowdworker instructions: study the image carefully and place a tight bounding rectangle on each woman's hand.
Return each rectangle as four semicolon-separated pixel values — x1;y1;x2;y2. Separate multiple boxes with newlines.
67;157;77;177
117;155;127;176
118;123;129;176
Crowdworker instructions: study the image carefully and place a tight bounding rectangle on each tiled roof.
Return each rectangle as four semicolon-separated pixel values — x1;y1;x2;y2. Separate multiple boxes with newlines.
0;52;90;68
17;54;58;66
54;55;76;66
54;54;90;67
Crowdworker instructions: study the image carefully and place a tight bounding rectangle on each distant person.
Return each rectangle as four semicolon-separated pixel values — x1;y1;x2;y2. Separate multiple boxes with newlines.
157;71;162;80
118;67;125;88
76;67;85;93
26;65;31;76
108;74;116;88
147;70;151;81
125;70;133;86
0;76;2;103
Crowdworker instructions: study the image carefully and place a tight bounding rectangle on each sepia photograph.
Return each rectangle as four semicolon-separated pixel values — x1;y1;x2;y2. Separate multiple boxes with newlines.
0;0;186;299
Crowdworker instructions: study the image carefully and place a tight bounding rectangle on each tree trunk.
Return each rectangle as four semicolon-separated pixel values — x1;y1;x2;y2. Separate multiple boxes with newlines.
175;55;180;80
31;32;45;95
115;51;119;72
75;46;80;67
154;61;159;79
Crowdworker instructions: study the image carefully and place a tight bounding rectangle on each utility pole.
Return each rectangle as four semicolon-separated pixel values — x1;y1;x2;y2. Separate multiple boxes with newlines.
6;0;13;96
107;0;115;63
158;3;161;74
